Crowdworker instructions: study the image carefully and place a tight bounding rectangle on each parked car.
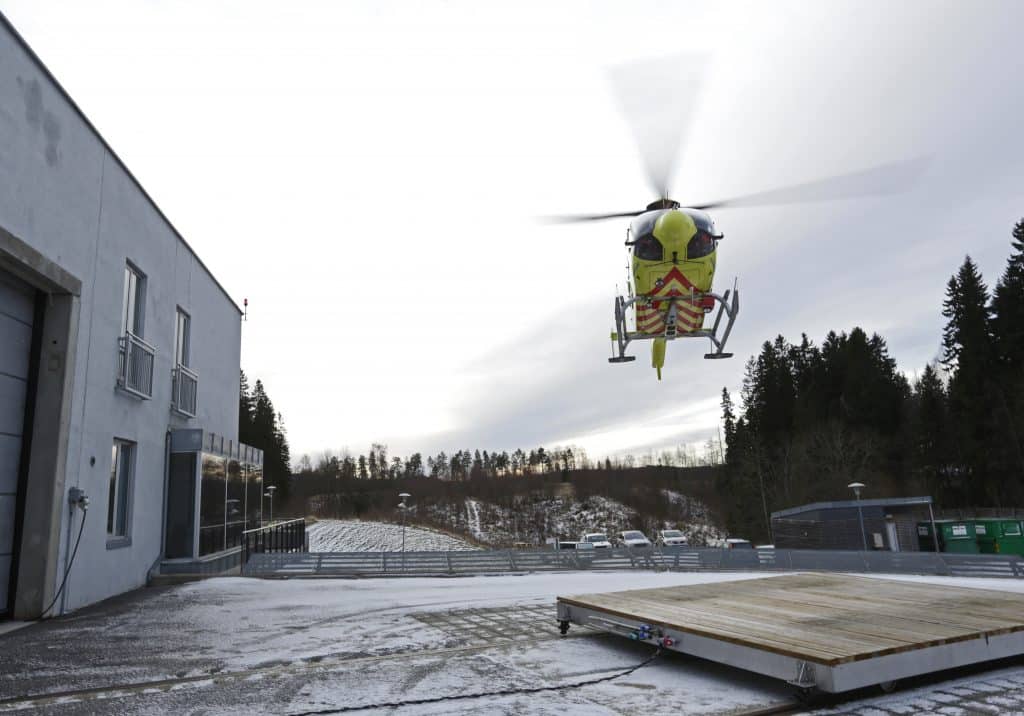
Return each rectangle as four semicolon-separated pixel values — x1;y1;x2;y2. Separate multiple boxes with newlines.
618;530;652;548
555;540;595;551
709;537;754;549
725;538;754;549
656;529;688;546
580;532;612;549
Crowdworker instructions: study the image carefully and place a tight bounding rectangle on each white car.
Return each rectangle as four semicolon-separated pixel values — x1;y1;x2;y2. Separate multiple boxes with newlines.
708;537;754;549
580;532;612;549
656;529;688;546
724;538;754;549
618;530;652;548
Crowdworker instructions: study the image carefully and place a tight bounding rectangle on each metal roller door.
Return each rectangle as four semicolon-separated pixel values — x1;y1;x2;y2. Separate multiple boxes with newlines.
0;270;36;617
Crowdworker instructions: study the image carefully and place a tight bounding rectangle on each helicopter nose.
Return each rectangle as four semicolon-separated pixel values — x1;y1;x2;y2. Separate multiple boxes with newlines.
653;210;696;251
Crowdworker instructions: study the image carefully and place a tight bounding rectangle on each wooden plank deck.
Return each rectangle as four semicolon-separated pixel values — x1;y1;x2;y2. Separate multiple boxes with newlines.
557;573;1024;666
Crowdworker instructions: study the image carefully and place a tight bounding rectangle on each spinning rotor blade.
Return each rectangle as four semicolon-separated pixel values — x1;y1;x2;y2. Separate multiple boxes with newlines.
688;156;929;211
608;54;709;200
542;210;645;224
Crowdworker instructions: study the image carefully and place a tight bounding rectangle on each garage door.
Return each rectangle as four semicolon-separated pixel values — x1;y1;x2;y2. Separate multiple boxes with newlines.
0;270;35;617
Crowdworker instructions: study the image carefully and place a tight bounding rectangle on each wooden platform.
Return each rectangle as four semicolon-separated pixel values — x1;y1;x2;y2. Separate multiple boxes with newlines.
556;573;1024;692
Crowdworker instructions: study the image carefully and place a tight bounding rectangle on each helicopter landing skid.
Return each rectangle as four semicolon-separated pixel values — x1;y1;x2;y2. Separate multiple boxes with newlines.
608;280;739;365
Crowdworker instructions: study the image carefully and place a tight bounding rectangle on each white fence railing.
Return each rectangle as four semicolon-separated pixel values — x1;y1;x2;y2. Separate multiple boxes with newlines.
171;363;198;416
117;332;156;399
243;546;1024;579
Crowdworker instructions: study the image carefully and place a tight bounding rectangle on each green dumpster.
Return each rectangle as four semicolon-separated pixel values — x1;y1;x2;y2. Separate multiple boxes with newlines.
938;521;980;553
975;519;1024;556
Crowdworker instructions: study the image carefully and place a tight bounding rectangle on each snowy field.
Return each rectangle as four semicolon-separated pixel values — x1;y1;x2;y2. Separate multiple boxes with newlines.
307;519;479;551
4;572;1024;714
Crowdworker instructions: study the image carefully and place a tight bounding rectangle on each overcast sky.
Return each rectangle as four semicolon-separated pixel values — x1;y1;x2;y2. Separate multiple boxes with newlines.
4;1;1023;462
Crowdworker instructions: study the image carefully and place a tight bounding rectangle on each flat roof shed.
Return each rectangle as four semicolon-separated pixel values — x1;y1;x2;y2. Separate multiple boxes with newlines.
771;497;936;552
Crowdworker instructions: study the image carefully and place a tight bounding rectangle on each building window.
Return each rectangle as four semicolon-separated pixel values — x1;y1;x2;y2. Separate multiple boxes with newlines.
175;308;191;367
117;263;156;399
107;440;135;545
171;308;198;416
122;264;145;338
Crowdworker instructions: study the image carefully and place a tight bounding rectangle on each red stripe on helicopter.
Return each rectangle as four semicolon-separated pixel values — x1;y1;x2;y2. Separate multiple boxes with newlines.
643;300;703;320
653;267;700;292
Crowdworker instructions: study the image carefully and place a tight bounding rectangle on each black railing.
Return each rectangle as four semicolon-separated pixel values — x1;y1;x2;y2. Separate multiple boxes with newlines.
242;518;307;565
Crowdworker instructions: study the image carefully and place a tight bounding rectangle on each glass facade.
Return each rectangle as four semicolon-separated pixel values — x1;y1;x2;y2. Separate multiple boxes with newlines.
226;459;245;550
199;453;226;556
168;431;264;559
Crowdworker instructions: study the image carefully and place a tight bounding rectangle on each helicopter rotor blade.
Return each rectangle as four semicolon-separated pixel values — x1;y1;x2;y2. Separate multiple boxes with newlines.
688;156;929;211
541;210;646;224
608;54;709;200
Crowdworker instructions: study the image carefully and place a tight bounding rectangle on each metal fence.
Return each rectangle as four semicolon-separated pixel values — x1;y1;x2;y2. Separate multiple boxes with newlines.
117;332;155;398
242;544;1024;579
241;518;307;566
171;363;198;417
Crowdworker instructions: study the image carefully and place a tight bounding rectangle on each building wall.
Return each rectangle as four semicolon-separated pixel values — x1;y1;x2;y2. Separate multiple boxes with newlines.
773;509;928;552
0;18;241;612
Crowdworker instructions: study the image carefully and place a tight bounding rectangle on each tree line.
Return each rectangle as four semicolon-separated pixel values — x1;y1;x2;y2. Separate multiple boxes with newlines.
293;441;721;485
239;370;292;502
719;219;1024;542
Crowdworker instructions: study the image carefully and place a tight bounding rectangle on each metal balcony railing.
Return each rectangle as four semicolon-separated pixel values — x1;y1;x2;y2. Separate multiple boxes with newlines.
242;519;307;566
117;332;156;399
171;363;198;417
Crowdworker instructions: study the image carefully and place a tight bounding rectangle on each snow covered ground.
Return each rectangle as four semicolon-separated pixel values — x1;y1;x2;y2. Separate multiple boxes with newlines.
307;519;479;551
3;572;1024;714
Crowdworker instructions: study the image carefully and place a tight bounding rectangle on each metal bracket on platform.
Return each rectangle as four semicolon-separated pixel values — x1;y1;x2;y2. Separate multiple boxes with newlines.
788;661;817;688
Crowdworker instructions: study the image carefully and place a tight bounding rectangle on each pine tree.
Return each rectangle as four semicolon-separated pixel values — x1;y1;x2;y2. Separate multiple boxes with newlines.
911;364;952;501
239;371;255;445
992;220;1024;371
941;256;996;504
989;220;1024;502
720;387;736;463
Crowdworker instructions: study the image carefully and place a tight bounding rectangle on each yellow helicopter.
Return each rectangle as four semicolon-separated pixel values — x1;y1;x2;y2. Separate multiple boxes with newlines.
551;56;925;380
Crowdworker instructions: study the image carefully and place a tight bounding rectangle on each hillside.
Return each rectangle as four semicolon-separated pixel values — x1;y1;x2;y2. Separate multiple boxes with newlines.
293;465;727;547
421;490;722;547
307;520;479;551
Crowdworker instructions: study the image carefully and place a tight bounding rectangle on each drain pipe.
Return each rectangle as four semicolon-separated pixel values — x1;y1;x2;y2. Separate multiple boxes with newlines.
57;490;76;616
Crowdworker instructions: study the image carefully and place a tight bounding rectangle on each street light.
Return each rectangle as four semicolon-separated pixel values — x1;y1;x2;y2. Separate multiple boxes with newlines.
264;485;277;526
848;482;867;551
398;492;411;570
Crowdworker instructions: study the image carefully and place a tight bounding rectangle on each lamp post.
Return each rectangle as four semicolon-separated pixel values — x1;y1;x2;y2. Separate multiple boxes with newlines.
264;485;277;526
848;482;867;551
398;492;411;571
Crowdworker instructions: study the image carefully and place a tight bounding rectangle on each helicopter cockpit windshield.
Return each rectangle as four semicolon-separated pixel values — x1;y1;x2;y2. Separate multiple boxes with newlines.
685;209;719;259
630;209;721;261
630;212;663;261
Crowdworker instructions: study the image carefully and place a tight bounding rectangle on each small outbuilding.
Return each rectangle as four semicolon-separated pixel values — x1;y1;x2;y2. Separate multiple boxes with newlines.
771;496;938;552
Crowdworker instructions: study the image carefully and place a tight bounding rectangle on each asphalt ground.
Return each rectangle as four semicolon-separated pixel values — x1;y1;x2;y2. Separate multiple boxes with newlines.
2;575;1024;715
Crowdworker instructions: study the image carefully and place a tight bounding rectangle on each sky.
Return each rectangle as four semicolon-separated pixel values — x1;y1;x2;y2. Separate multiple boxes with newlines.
4;1;1023;463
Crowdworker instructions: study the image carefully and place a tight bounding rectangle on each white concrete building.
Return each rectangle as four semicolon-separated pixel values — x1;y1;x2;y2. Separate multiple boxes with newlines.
0;13;257;618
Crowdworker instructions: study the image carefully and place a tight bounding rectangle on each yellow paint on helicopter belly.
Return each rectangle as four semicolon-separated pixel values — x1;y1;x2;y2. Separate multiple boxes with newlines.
634;263;710;336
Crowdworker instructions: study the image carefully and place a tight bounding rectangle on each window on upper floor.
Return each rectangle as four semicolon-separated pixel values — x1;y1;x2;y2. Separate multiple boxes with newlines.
175;308;191;368
121;263;146;338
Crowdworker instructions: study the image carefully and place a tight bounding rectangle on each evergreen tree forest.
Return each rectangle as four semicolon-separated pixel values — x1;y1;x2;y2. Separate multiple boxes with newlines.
239;371;292;502
719;220;1024;542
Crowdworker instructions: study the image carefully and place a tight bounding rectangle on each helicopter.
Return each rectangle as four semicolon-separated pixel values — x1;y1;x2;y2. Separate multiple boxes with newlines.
550;56;925;380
